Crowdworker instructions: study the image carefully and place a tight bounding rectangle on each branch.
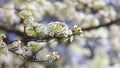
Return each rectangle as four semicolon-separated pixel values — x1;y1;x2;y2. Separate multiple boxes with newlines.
0;19;120;42
9;47;48;66
9;48;28;60
82;19;120;31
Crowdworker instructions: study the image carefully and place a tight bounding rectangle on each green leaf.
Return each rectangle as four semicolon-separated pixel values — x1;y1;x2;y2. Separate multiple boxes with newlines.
73;25;82;35
18;10;32;19
55;24;61;30
29;44;37;51
25;26;38;36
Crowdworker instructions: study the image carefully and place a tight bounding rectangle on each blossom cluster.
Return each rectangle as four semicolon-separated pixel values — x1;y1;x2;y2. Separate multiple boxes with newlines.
19;10;82;42
0;34;7;55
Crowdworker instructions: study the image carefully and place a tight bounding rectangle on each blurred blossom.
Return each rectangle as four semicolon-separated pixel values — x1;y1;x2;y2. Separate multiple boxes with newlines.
0;0;120;68
81;14;100;28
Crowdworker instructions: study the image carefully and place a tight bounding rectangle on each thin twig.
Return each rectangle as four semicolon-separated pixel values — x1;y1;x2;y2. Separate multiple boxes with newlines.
82;19;120;31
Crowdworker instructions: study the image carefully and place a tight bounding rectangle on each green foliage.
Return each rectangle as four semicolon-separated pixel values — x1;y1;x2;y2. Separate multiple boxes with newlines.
25;26;38;36
27;41;38;51
73;25;82;35
18;10;32;19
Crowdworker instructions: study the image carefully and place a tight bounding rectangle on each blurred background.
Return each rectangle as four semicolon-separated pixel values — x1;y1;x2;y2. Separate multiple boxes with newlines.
0;0;120;68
